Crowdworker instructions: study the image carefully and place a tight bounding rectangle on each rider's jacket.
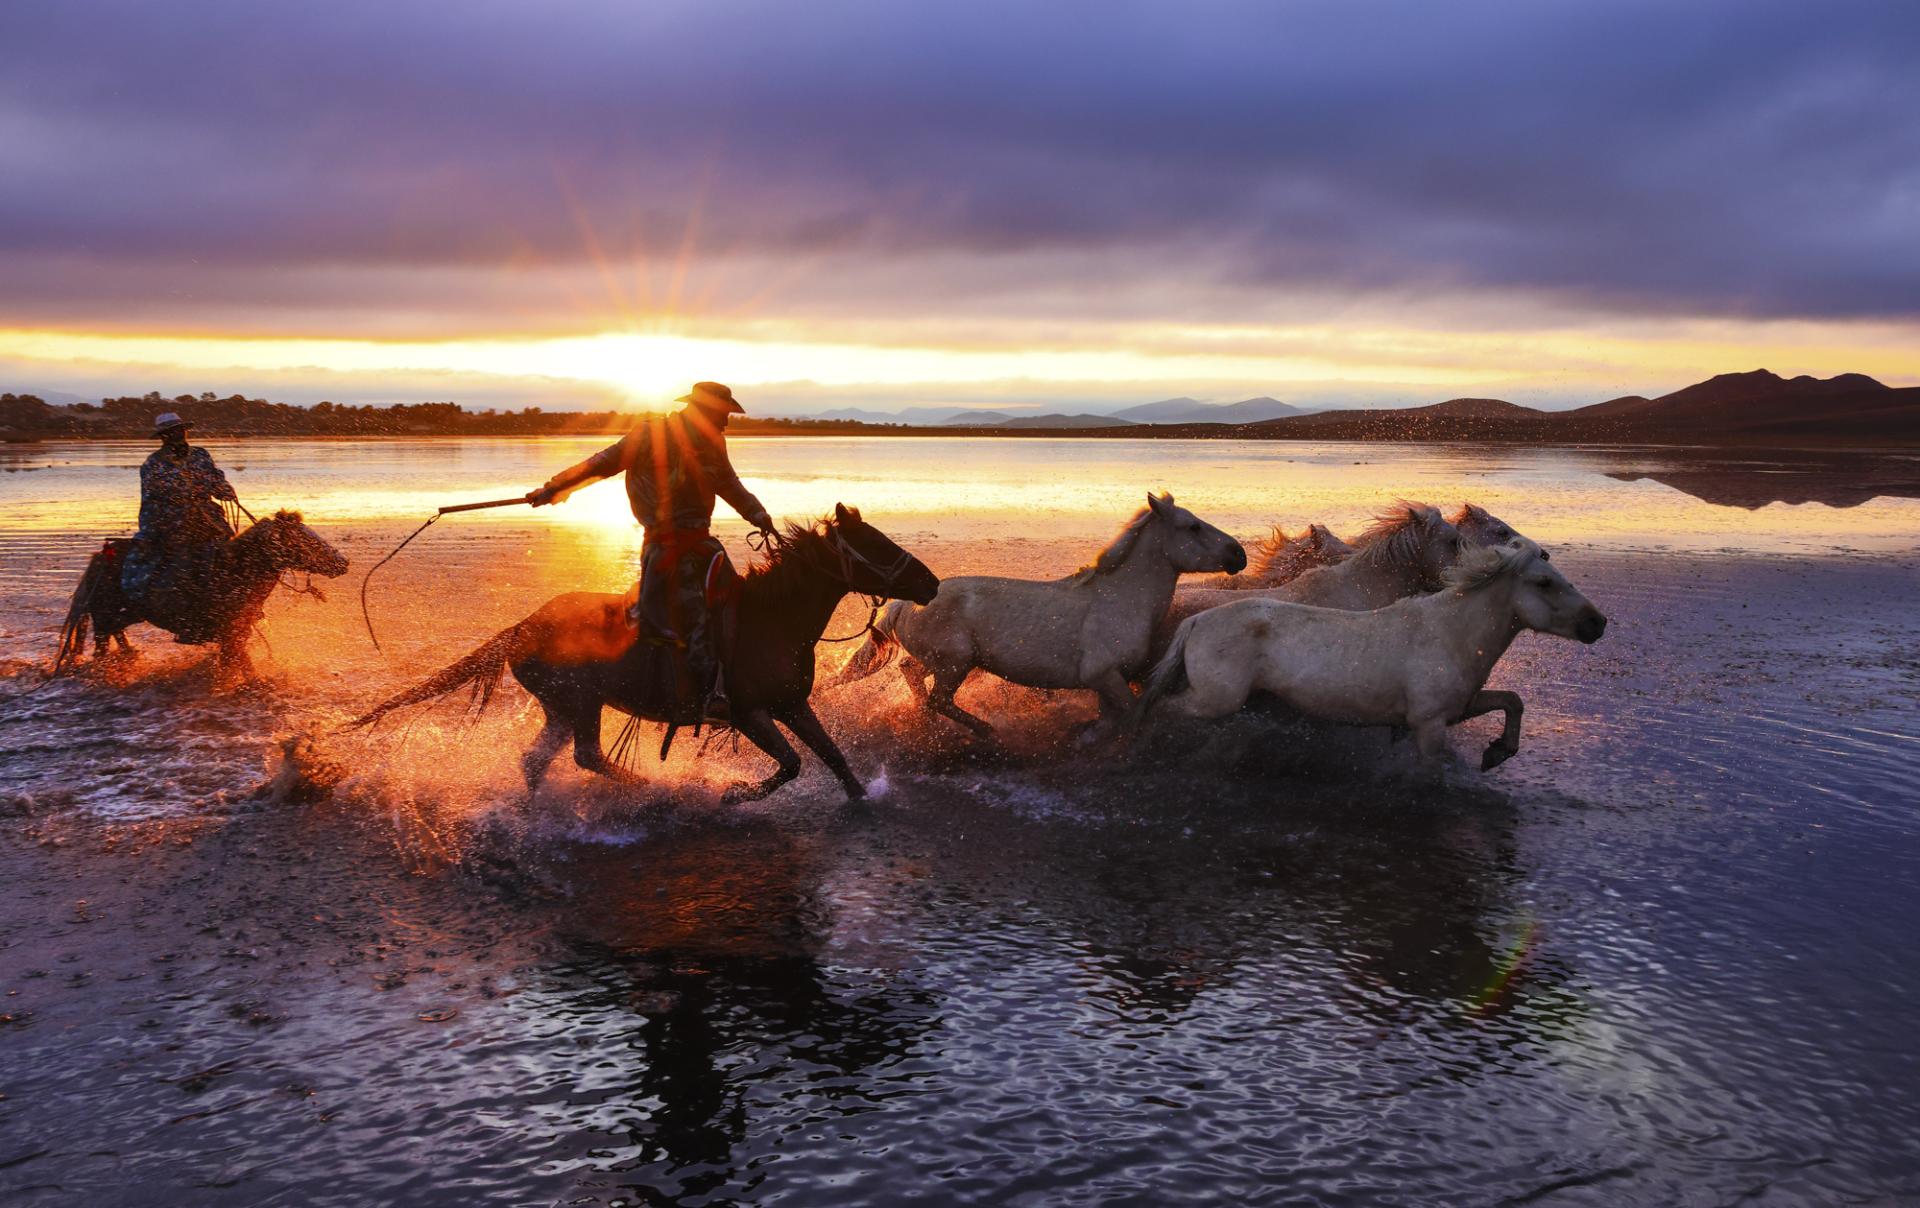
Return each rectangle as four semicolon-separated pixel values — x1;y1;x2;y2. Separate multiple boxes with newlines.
539;409;770;536
137;444;234;549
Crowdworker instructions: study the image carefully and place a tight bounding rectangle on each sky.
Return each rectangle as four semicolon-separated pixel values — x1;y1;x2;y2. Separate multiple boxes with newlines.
3;0;1918;416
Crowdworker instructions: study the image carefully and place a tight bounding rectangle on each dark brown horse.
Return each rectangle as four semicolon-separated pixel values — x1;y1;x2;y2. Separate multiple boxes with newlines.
352;505;940;804
54;511;350;680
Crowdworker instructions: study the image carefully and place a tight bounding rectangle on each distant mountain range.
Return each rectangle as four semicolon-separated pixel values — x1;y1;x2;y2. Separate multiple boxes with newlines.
800;396;1317;427
803;374;1915;438
1215;370;1914;443
1107;396;1312;424
5;371;1914;445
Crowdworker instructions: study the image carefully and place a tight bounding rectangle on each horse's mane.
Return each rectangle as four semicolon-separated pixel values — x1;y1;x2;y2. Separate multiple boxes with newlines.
1444;540;1536;592
1247;522;1354;578
234;509;304;538
1245;525;1292;578
1064;496;1168;585
739;516;842;601
1347;500;1447;569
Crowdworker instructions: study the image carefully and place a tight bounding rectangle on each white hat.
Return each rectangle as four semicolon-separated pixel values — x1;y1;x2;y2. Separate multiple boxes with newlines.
153;412;190;435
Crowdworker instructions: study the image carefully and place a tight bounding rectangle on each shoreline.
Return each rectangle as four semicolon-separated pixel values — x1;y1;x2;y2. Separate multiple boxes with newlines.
8;429;1920;452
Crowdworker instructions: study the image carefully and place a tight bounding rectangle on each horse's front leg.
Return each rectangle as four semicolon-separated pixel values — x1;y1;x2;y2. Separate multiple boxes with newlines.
777;701;864;801
214;633;256;687
722;707;803;804
1458;690;1525;770
1079;668;1138;744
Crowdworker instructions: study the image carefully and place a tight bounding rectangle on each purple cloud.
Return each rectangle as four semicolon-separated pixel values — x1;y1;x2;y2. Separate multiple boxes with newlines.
2;0;1916;328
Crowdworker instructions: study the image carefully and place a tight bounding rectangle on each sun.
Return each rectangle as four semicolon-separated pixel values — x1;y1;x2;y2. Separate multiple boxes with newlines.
546;331;714;410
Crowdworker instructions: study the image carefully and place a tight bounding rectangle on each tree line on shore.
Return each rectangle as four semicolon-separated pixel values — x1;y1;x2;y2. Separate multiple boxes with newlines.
0;391;889;439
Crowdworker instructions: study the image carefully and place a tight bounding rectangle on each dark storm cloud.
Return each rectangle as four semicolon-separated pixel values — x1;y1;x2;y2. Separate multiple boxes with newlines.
3;0;1917;324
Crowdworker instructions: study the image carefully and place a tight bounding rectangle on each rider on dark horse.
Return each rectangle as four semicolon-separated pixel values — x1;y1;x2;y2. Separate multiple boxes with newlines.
525;382;776;712
121;412;239;638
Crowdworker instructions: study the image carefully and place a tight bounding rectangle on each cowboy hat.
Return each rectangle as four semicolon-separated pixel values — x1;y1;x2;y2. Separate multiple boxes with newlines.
676;382;746;415
152;412;191;436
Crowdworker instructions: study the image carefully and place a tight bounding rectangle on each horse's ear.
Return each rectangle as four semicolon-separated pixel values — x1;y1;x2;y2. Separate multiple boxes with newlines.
834;502;851;524
1147;492;1173;517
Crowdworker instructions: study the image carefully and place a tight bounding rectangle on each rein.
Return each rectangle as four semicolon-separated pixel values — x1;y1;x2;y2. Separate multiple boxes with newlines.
359;496;530;652
749;525;904;644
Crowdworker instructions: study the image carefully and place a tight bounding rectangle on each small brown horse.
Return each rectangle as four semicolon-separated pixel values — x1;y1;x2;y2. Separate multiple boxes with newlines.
352;505;940;804
54;511;350;679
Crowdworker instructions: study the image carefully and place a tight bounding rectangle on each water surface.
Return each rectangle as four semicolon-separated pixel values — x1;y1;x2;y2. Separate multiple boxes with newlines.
1;437;1916;1204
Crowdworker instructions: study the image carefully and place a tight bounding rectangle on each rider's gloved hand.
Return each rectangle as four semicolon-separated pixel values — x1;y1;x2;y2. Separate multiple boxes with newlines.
526;484;560;507
216;482;238;501
753;514;776;537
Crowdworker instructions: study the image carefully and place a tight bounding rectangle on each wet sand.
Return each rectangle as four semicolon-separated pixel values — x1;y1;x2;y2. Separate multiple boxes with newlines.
4;441;1920;1204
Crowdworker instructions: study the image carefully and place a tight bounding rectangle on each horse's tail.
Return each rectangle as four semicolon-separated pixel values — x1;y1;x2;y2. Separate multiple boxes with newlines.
1132;615;1195;728
52;549;113;675
827;599;911;688
347;621;535;728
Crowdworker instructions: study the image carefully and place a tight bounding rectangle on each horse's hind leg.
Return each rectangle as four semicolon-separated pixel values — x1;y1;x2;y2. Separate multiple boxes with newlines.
522;706;572;794
898;654;932;706
722;707;804;804
568;702;638;783
927;664;993;738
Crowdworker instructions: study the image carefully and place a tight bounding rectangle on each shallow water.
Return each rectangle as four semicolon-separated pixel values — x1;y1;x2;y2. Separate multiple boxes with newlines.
1;437;1917;1204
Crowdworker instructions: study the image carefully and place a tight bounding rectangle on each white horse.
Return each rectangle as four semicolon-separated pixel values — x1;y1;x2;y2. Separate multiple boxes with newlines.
1160;501;1464;648
833;493;1246;736
1135;539;1606;769
1450;503;1526;547
1194;523;1356;590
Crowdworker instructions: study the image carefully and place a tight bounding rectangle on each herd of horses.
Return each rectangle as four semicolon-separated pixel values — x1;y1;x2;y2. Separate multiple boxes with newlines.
54;496;1607;803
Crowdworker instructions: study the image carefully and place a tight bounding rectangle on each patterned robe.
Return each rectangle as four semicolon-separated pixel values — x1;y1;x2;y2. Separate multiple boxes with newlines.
121;444;236;616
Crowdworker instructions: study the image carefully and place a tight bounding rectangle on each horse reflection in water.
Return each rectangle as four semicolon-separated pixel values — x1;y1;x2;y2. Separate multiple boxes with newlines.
519;819;940;1196
353;507;938;803
495;758;1577;1198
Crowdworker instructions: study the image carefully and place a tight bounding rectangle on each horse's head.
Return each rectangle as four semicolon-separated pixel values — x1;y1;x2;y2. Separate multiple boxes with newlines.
1304;523;1354;558
1144;492;1246;575
1361;501;1465;590
1452;538;1607;644
824;503;940;604
1451;503;1528;549
260;510;350;578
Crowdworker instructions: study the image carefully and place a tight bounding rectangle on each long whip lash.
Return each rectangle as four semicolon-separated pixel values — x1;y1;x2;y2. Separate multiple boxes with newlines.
359;496;528;652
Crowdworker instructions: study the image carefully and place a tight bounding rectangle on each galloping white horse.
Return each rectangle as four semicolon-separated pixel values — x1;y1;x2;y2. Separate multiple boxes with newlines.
1160;502;1463;647
1195;523;1356;590
1450;503;1526;548
834;493;1246;736
1135;539;1606;769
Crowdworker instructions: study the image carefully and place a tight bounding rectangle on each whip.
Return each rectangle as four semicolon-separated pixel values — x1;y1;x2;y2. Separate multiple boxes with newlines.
359;496;530;651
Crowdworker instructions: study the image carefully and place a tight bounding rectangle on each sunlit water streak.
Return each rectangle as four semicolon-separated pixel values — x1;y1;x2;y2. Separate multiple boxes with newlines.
1;436;1917;1204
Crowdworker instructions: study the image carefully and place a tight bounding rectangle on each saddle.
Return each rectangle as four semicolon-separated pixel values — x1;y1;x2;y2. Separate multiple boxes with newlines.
622;547;744;742
119;536;229;644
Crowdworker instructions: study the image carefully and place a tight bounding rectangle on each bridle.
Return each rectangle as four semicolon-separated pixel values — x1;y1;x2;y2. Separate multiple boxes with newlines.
748;523;920;643
257;516;331;602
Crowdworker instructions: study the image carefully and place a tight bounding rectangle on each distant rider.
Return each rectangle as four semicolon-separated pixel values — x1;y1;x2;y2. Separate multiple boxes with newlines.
526;382;775;707
122;412;238;607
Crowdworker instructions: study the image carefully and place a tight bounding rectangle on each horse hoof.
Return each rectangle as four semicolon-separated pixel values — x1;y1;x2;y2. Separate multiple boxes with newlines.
1480;744;1515;771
